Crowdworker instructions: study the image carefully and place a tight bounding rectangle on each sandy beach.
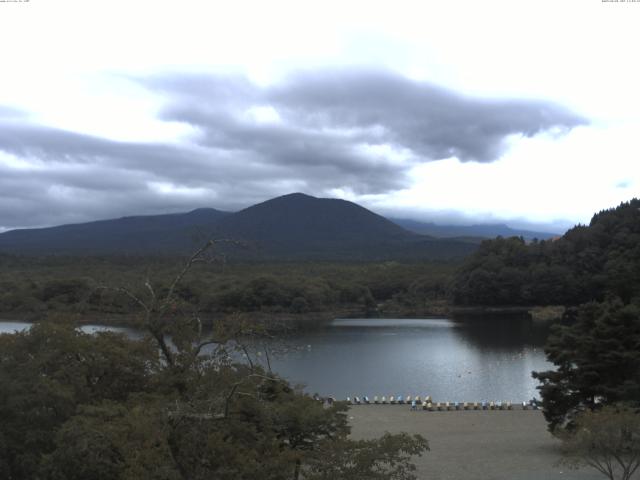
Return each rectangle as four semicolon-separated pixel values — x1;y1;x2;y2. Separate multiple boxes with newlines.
348;406;602;480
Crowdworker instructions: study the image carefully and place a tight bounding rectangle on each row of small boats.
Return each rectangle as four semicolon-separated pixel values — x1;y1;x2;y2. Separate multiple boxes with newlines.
342;396;540;410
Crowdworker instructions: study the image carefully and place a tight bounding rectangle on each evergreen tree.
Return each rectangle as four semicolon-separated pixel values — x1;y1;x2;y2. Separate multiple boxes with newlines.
532;299;640;432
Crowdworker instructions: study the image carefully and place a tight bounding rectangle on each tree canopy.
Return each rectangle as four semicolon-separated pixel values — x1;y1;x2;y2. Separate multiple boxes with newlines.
532;299;640;432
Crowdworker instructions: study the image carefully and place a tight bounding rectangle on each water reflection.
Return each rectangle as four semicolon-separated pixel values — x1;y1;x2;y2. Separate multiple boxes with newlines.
256;318;552;401
0;321;31;333
331;318;456;329
0;318;552;401
0;321;141;338
452;317;550;351
81;324;143;339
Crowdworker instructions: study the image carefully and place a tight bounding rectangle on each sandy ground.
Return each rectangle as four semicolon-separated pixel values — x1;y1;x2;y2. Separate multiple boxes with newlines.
348;406;603;480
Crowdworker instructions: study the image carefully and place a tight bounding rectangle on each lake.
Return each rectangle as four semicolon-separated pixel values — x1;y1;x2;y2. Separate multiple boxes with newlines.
0;317;552;402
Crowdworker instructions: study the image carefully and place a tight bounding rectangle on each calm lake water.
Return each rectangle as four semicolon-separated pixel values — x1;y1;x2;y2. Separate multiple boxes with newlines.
0;318;552;402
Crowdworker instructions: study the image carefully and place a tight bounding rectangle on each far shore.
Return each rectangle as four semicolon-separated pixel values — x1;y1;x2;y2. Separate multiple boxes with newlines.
348;406;600;480
0;303;565;331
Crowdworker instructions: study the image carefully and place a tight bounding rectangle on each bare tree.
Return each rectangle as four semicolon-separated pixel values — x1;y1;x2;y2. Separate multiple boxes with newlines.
100;240;241;367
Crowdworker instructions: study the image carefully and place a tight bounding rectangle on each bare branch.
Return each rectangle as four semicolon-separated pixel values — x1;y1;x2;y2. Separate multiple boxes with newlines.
96;285;150;314
144;278;157;305
193;339;223;357
161;239;243;314
264;346;272;373
161;241;216;312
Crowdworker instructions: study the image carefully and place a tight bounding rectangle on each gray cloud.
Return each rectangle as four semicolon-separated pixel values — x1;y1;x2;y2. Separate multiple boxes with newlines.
150;68;586;163
0;121;294;228
271;69;586;162
0;69;586;229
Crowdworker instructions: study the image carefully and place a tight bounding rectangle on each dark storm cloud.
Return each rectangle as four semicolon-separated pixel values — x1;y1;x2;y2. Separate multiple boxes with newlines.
150;68;586;163
268;69;587;162
0;69;585;229
0;120;256;228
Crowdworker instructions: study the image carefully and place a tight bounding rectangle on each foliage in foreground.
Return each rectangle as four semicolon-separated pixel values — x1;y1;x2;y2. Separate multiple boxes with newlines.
559;404;640;480
0;322;428;480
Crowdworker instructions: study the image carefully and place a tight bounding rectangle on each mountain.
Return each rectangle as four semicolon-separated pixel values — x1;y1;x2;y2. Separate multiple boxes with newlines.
0;208;230;255
390;218;559;240
212;193;411;251
0;193;478;260
206;193;478;260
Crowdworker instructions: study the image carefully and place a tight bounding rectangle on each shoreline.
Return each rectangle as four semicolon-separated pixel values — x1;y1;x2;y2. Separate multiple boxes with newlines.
348;406;600;480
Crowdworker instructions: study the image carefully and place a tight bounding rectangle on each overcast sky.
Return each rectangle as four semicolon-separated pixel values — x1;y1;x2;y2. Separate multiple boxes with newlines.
0;0;638;233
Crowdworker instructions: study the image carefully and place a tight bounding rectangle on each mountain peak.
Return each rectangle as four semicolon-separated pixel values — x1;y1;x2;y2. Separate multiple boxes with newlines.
255;192;318;207
277;192;316;200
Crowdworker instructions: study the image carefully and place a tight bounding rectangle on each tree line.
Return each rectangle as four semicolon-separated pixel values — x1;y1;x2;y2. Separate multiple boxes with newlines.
0;257;455;322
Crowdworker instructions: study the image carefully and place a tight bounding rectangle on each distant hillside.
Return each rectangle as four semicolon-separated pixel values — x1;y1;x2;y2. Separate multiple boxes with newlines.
0;208;230;255
0;193;478;260
451;198;640;306
391;218;559;240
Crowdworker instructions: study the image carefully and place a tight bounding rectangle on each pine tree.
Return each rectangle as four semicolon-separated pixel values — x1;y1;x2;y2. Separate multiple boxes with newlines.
533;299;640;432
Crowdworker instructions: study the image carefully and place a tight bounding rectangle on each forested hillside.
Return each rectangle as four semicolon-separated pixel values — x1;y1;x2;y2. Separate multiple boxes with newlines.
451;199;640;306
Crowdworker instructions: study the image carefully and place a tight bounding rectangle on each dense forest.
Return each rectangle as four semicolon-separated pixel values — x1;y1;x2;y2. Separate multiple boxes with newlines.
0;256;455;325
515;200;640;437
451;199;640;307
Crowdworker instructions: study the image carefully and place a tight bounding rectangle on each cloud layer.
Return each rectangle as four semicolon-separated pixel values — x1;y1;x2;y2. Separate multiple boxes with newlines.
0;69;586;229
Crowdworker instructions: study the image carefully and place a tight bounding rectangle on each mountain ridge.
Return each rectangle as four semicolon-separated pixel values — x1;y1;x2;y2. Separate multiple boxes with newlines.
390;218;559;240
0;192;551;259
0;208;231;254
